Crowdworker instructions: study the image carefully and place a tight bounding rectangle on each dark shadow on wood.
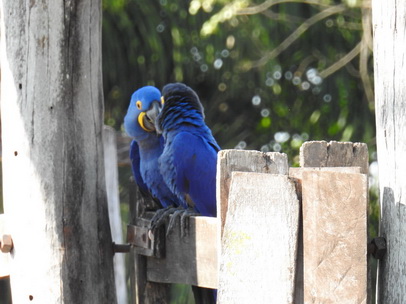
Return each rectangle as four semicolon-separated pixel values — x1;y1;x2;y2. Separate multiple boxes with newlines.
128;178;170;304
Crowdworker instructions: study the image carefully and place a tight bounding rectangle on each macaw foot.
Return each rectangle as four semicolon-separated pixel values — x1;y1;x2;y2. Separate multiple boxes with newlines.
149;205;180;232
167;208;201;237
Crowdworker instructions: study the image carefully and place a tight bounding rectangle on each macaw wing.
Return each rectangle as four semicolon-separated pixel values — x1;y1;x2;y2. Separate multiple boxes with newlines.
171;132;218;217
129;140;151;198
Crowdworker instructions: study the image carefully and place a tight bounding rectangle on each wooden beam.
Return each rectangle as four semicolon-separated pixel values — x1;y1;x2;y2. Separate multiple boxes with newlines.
295;140;369;304
302;170;368;303
147;216;218;289
218;172;299;303
103;126;127;304
300;141;368;174
216;149;288;236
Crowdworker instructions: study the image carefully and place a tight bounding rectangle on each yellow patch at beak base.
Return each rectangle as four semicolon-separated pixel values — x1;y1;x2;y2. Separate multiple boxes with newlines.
138;112;152;132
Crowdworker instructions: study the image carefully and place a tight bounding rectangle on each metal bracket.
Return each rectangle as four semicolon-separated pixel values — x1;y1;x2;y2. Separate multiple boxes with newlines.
127;218;165;258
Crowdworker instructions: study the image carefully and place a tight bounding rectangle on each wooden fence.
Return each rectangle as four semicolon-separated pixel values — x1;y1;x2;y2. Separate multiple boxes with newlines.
126;140;375;303
0;140;380;303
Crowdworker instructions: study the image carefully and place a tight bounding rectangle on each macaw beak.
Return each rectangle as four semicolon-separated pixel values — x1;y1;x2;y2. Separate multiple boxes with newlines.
138;100;161;132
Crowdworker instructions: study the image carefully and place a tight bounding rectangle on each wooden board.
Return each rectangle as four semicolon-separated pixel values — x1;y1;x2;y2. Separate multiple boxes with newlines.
218;172;299;303
302;170;367;303
147;216;218;289
103;126;127;304
288;166;362;304
299;141;368;174
216;149;288;236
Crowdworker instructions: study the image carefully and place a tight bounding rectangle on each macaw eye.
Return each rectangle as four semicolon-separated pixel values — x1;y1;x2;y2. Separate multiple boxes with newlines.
161;96;165;105
136;100;142;109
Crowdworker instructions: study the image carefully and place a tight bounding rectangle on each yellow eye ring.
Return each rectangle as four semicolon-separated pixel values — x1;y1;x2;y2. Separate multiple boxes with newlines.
136;100;142;109
161;96;165;105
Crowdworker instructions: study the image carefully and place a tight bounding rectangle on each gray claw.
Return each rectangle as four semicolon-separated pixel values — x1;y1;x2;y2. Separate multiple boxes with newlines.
150;205;180;232
166;209;185;236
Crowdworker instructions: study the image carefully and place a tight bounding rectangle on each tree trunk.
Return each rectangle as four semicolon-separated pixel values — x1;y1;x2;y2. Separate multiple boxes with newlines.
0;1;117;303
372;1;406;303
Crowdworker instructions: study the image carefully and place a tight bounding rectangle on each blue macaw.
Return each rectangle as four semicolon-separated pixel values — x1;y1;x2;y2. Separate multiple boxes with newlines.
156;82;219;304
124;86;178;209
156;83;220;217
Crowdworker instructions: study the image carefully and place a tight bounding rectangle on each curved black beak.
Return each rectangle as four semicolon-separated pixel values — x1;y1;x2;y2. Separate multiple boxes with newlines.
142;100;161;132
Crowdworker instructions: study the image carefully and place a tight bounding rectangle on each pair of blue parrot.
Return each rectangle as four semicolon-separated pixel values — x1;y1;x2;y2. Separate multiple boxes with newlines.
124;83;219;221
124;83;219;304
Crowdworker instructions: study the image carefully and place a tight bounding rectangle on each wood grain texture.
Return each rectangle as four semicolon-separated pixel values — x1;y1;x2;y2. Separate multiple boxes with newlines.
300;141;368;174
218;172;299;304
302;170;367;304
0;1;116;303
147;216;218;289
216;149;288;236
295;139;368;304
372;0;406;302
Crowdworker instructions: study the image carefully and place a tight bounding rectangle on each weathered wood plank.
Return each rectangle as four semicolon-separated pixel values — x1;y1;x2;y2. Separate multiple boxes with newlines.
302;170;367;303
147;216;218;289
289;166;362;304
103;126;127;304
218;172;299;303
216;149;288;236
0;214;10;278
300;141;368;174
372;0;406;302
289;166;361;180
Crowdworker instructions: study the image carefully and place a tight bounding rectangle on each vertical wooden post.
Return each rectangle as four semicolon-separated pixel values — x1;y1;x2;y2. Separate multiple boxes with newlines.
216;149;289;235
295;141;369;303
103;126;127;304
372;1;406;302
302;170;368;303
217;150;299;303
0;1;116;303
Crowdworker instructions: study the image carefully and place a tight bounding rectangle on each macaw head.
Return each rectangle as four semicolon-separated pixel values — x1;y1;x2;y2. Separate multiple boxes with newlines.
157;83;205;133
124;86;162;140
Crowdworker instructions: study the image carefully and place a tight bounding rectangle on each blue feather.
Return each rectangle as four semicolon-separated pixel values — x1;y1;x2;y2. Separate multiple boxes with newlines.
157;83;220;217
124;86;178;208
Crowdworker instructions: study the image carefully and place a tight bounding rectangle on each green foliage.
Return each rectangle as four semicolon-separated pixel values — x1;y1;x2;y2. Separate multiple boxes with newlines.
102;0;375;161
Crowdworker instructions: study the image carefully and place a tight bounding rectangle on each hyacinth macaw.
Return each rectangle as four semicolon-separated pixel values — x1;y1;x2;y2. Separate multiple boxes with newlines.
156;82;219;304
124;86;178;209
156;82;220;217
